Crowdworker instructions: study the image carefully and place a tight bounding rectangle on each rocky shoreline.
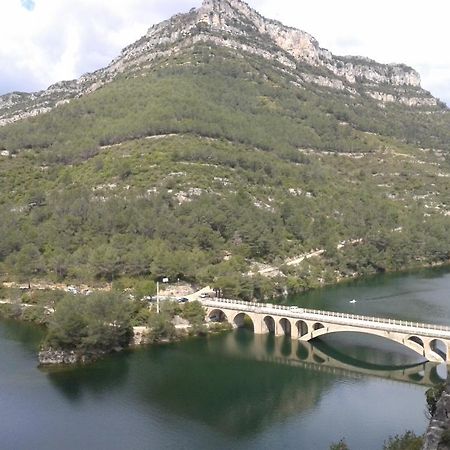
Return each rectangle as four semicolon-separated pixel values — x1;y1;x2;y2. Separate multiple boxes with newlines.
38;348;111;366
38;322;229;366
424;383;450;450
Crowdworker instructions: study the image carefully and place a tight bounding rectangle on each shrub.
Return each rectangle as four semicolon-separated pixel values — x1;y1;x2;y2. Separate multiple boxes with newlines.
44;292;133;352
329;439;349;450
147;312;177;343
383;431;423;450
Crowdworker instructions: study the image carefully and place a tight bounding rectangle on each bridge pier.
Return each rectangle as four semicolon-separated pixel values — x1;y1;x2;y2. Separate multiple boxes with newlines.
253;314;268;335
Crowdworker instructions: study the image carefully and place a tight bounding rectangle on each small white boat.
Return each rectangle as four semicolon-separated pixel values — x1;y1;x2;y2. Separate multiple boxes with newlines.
349;299;357;304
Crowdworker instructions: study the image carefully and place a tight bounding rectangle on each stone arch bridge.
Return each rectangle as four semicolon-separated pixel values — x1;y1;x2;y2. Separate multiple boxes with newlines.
201;298;450;364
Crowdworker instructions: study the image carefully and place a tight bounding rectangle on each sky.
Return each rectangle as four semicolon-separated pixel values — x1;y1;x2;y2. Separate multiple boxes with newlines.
1;0;449;105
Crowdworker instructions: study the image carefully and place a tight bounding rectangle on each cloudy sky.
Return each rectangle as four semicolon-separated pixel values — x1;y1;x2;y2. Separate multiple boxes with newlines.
1;0;449;105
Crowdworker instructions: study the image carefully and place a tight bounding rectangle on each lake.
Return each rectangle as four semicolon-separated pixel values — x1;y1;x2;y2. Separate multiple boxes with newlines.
1;267;449;450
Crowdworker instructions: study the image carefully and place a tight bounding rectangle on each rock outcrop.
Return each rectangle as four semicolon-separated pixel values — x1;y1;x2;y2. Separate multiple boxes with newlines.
423;383;450;450
0;0;440;126
38;348;109;366
132;326;150;345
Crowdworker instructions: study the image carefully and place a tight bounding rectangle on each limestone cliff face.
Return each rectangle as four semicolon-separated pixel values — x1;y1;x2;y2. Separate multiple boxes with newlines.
199;0;327;65
196;0;422;88
0;0;440;126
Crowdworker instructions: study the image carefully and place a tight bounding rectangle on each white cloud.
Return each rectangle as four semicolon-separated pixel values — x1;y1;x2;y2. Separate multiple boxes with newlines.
0;0;191;93
0;0;449;105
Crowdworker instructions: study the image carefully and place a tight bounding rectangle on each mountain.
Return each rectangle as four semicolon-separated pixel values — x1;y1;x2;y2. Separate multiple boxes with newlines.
0;0;449;298
0;0;444;127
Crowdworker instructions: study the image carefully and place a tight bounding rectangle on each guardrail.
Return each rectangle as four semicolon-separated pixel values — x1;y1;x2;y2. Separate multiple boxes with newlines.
300;308;450;332
200;298;450;334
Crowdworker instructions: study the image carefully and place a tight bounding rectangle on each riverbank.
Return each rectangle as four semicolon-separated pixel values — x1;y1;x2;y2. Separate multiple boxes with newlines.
29;293;231;366
1;256;449;306
38;320;232;366
0;289;232;367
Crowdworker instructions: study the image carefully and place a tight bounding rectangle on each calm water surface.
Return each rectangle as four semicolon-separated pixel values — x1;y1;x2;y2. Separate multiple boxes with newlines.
1;267;450;450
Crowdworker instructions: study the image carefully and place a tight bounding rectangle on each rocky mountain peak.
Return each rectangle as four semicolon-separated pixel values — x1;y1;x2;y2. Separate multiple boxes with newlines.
0;0;440;126
200;0;249;12
194;0;422;87
198;0;248;23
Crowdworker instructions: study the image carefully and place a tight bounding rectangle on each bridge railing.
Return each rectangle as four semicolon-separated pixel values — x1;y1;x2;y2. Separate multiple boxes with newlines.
300;308;450;333
201;298;450;333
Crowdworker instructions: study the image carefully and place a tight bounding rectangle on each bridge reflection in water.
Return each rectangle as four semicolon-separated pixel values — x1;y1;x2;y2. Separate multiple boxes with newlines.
211;331;447;387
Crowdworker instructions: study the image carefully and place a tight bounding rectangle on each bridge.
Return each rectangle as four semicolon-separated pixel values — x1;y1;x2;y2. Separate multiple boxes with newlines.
200;298;450;363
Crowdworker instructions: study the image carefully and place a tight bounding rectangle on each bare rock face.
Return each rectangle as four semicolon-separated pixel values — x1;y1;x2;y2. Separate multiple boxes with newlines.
197;0;421;87
0;0;439;126
199;0;325;64
38;348;107;365
38;349;80;365
132;326;150;345
328;57;421;86
423;384;450;450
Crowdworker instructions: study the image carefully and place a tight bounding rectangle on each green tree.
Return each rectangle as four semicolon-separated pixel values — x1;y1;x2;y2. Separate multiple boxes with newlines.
383;431;423;450
426;383;445;416
181;301;205;326
133;279;157;300
89;244;121;281
147;312;177;342
45;296;88;350
45;292;133;352
6;244;45;288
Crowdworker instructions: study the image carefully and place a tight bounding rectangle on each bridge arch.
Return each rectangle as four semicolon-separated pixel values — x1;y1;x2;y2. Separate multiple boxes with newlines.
263;316;275;334
405;336;425;356
233;312;254;331
296;320;309;338
279;318;291;336
208;309;228;323
430;339;447;363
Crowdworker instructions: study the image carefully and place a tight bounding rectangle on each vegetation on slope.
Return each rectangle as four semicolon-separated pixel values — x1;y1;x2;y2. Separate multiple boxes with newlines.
0;44;449;298
1;45;450;162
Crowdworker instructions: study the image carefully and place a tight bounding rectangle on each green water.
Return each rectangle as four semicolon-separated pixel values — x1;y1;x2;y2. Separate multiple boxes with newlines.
285;266;450;325
1;267;450;450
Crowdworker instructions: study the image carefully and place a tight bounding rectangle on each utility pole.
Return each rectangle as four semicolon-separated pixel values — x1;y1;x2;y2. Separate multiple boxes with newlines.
156;278;168;314
156;281;160;314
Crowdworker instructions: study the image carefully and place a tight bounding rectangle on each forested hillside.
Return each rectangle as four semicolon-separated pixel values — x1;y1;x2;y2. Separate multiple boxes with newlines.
0;1;449;299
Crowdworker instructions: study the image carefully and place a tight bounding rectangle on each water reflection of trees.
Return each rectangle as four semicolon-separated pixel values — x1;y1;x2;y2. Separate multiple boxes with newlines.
131;336;332;436
0;318;45;352
44;351;131;402
129;331;445;436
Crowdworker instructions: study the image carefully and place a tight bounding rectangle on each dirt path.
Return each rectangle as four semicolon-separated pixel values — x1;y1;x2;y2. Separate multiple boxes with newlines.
256;238;364;276
2;281;110;294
